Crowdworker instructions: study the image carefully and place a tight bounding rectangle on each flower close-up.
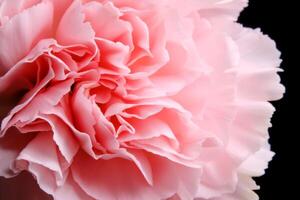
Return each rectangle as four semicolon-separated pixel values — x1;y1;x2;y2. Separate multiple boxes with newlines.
0;0;284;199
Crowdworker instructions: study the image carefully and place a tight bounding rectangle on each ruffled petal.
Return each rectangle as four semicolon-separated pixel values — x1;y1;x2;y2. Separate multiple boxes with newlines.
56;0;95;46
53;173;94;200
234;27;285;101
71;151;161;200
16;132;62;178
39;115;79;163
0;1;53;71
0;128;34;177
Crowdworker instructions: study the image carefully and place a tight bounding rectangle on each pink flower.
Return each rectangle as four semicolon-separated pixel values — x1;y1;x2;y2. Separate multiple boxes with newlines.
0;0;284;200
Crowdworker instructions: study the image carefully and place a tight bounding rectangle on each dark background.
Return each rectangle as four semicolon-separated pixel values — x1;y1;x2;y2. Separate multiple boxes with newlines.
239;0;297;199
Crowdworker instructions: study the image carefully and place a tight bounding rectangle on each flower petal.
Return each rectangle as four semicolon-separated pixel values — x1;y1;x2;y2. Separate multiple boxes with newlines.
0;128;34;178
0;1;53;71
56;0;95;46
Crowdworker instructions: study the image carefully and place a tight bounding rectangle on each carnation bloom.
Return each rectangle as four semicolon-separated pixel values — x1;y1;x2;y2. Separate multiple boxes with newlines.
0;0;284;200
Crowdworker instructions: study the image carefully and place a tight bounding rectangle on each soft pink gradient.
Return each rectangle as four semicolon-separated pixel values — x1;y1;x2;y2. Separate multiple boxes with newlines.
0;0;284;199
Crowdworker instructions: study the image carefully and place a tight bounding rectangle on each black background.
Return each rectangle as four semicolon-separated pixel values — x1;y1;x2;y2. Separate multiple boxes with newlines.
239;0;297;199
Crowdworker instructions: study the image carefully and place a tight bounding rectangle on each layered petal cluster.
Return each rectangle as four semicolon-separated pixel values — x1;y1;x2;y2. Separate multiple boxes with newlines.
0;0;284;200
